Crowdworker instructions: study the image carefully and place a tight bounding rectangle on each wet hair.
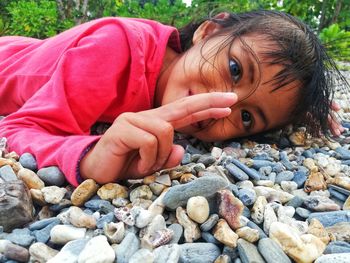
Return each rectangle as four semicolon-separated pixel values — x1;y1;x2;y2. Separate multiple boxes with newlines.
178;10;349;137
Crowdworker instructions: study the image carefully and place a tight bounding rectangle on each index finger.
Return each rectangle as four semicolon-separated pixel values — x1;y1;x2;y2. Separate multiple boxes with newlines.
151;92;237;122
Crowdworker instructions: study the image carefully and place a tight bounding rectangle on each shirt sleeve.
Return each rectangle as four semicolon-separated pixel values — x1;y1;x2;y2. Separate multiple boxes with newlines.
0;23;132;186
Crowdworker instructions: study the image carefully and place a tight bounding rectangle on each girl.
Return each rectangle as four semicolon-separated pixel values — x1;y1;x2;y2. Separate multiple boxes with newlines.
0;10;347;186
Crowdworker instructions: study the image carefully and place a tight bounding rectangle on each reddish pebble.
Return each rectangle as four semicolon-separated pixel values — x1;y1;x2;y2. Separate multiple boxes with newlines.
217;189;244;230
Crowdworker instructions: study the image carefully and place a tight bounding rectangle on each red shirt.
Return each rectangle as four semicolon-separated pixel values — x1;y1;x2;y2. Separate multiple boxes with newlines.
0;17;180;186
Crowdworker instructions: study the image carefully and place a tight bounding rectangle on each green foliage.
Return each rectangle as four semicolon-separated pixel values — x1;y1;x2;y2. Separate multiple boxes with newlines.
0;0;348;61
6;0;59;38
320;23;350;61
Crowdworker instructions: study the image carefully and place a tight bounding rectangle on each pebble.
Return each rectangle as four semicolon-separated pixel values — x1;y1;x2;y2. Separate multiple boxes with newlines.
17;168;44;189
19;152;38;171
3;242;29;262
315;253;350;263
155;173;172;186
97;183;128;200
104;221;125;243
129;185;153;202
236;226;259;243
115;232;140;263
226;163;249;181
307;218;330;245
276;171;294;184
213;219;239;247
29;242;59;262
269;222;326;263
217;189;244;230
0;164;17;181
37;166;65;186
237;238;265;263
78;235;115;263
97;212;115;229
230;159;261;180
304;195;340;212
326;222;350;242
186;196;209;224
296;207;311;219
176;207;201;243
163;175;228;209
129;248;154;263
71;179;99;206
200;213;219;232
153;244;180;263
41;186;67;204
179;243;221;263
6;228;35;247
47;238;89;263
0;180;34;232
62;206;97;229
33;220;60;243
50;225;86;245
308;211;350;227
258;238;291;263
168;223;183;244
238;188;256;206
324;241;350;254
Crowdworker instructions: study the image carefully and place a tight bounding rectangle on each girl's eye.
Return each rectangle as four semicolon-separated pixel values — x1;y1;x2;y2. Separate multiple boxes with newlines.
229;58;242;83
241;110;253;129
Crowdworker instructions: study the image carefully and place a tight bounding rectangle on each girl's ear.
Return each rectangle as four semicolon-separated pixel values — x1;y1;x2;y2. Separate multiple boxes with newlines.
192;20;223;45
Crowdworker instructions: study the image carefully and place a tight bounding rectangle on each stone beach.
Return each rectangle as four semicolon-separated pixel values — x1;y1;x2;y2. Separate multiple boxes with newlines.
0;71;350;262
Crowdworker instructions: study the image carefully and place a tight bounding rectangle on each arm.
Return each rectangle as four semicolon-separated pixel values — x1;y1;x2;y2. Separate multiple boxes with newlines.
0;23;130;186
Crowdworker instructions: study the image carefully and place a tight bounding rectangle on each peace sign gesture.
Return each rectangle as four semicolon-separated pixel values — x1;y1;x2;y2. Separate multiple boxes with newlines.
80;92;237;184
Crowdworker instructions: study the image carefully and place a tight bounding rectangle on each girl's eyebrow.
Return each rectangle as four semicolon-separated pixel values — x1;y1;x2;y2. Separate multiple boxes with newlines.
254;105;269;130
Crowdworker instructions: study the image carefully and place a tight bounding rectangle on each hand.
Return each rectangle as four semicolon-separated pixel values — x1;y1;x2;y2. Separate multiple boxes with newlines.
328;101;345;137
80;92;237;184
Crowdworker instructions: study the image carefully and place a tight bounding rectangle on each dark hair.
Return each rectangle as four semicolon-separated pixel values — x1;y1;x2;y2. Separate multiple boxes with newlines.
178;10;349;137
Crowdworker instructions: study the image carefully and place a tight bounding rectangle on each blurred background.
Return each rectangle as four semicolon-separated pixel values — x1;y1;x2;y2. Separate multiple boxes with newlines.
0;0;349;63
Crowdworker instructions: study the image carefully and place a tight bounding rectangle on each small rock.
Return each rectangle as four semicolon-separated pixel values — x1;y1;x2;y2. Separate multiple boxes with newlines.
115;232;140;263
179;243;221;263
6;228;35;247
186;196;209;224
3;242;29;262
19;153;38;171
33;220;60;244
155;173;172;186
304;195;340;212
163;175;228;209
37;166;65;186
281;181;298;193
238;188;256;206
176;207;201;243
236;226;259;243
200;214;219;232
50;225;86;245
29;242;59;263
47;238;89;263
254;186;294;204
149;182;166;195
295;207;311;219
28;217;57;232
269;222;326;263
129;248;154;263
129;185;153;203
304;171;327;192
71;179;99;207
308;211;350;227
251;196;267;224
153;244;180;263
237;238;265;263
263;203;278;234
168;223;183;244
324;241;350;254
276;171;294;184
62;206;96;229
307;218;330;245
78;235;115;263
104;221;125;244
226;162;249;181
0;180;33;232
30;188;46;206
217;189;244;230
315;253;350;263
213;219;239;247
41;186;67;204
258;238;291;263
17;168;44;189
0;165;17;181
97;183;128;200
326;222;350;242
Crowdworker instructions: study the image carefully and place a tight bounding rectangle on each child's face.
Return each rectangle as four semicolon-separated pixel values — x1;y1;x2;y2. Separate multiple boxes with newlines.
156;31;300;141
